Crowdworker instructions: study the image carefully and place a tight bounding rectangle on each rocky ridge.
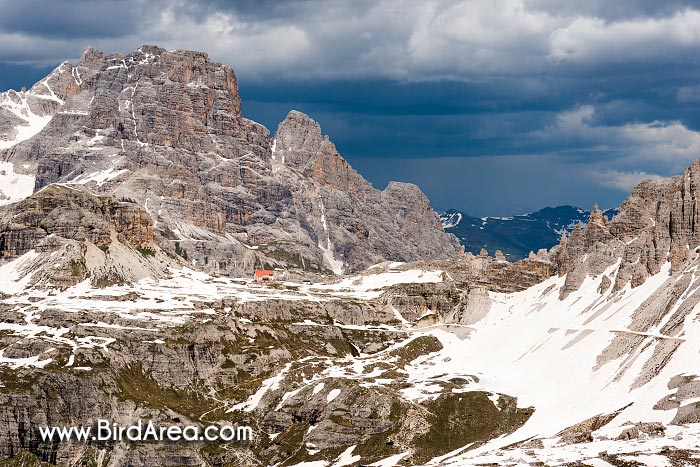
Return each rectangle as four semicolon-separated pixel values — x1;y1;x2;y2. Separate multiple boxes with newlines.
0;184;175;289
548;160;700;297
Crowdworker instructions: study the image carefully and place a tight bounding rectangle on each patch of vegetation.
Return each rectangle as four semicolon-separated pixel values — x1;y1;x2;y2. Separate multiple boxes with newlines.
0;450;52;467
599;453;645;467
389;335;443;366
115;364;220;420
328;413;354;427
411;392;533;464
69;447;103;467
659;447;700;467
70;258;87;277
91;270;128;288
0;367;41;394
136;246;156;257
352;400;406;461
274;422;308;460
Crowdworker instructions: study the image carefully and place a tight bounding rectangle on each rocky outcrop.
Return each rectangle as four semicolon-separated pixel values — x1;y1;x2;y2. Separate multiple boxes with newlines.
0;185;154;257
380;281;462;322
0;185;171;288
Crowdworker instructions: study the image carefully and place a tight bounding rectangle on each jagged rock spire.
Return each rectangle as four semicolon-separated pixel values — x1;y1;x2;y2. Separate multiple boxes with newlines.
558;231;568;246
588;203;607;226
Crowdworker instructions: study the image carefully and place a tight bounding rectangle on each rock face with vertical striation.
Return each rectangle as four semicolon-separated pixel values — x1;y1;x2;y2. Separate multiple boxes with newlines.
0;46;461;276
271;110;463;273
4;45;700;467
547;160;700;296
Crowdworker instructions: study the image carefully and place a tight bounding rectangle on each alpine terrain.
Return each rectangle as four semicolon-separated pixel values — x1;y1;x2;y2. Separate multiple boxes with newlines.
0;46;699;467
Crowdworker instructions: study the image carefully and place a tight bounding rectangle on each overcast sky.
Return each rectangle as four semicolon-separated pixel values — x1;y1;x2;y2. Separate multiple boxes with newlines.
1;0;700;215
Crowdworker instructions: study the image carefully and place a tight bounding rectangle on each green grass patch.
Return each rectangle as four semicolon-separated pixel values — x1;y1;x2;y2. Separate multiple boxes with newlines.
0;450;52;467
389;335;443;366
115;363;218;420
412;392;533;464
136;247;156;257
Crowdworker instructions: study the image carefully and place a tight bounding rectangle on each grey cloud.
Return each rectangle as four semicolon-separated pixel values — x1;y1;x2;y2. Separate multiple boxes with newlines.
0;0;150;39
525;0;700;20
526;104;700;186
2;0;700;80
677;85;700;103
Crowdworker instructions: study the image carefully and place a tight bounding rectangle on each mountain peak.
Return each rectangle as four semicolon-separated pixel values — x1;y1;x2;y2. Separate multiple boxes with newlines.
588;203;607;226
275;110;325;155
284;109;317;125
273;109;360;189
78;46;104;68
136;44;166;56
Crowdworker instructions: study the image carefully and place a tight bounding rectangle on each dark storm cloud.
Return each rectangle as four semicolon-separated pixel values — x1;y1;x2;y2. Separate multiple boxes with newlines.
0;0;146;39
349;155;627;215
0;0;699;213
0;63;52;92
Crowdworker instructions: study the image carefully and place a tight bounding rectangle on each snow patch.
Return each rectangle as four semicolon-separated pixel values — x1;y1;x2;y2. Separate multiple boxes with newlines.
440;211;462;228
227;363;292;413
318;197;344;274
69;167;128;187
0;91;54;149
309;269;444;299
0;162;35;206
368;452;409;466
326;388;341;402
332;445;361;467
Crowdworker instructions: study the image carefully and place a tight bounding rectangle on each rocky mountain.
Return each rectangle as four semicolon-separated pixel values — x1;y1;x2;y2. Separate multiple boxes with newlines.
440;204;618;261
0;45;461;277
0;44;699;467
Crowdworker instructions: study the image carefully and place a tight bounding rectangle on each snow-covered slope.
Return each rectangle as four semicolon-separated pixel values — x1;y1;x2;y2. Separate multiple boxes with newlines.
403;257;700;465
0;234;699;465
0;62;73;150
0;90;54;150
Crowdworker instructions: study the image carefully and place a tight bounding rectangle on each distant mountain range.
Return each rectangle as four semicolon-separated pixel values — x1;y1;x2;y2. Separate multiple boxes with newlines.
440;205;619;260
